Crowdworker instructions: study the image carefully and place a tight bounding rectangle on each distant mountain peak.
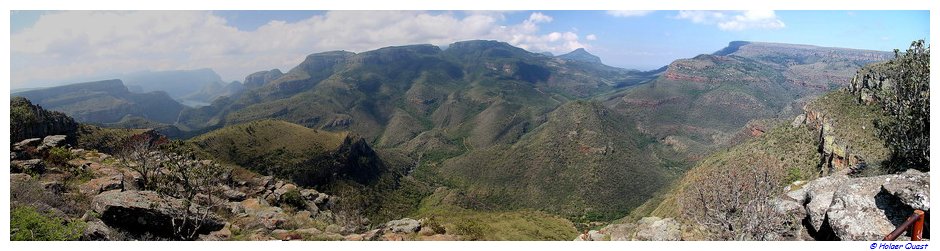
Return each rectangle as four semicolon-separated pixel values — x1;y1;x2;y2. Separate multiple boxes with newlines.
713;41;752;56
558;48;602;64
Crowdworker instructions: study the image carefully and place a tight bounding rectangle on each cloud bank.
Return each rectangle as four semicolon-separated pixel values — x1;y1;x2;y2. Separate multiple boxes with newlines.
675;10;785;31
11;11;590;88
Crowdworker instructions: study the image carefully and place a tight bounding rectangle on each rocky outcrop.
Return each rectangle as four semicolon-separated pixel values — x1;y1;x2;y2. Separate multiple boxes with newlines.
633;217;681;241
80;175;125;196
11;159;45;174
384;218;421;234
92;190;225;240
234;198;288;230
10;97;79;144
243;69;284;89
848;62;894;105
38;135;68;151
82;219;113;241
781;170;929;241
803;175;848;232
826;176;903;241
883;170;930;211
580;216;683;241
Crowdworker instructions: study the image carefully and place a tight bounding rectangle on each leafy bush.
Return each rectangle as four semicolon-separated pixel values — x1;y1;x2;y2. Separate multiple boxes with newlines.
875;40;930;172
785;167;804;184
279;189;306;209
454;218;486;240
10;205;85;241
45;146;76;167
423;217;447;234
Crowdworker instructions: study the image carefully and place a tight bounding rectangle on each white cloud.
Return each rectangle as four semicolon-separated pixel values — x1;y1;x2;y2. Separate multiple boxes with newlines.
11;11;590;88
586;34;597;41
527;12;553;23
675;10;785;31
606;10;655;17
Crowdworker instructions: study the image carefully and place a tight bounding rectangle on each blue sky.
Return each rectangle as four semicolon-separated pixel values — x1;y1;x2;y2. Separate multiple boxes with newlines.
10;10;929;88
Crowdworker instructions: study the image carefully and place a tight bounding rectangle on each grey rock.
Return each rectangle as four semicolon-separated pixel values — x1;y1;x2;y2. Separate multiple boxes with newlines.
786;188;807;204
258;176;275;189
802;175;847;232
633;217;681;241
80;175;124;195
222;187;247;201
601;222;637;241
766;198;808;241
300;189;320;200
273;183;297;199
92;190;224;239
826;176;899;241
882;169;929;211
38;135;68;151
791;114;806;128
313;193;330;206
385;218;421;234
82;219;112;241
239;199;287;230
11;159;45;174
772;198;806;218
588;230;606;241
13;138;42;151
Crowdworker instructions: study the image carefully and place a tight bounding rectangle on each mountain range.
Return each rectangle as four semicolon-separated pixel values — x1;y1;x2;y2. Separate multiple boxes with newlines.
10;40;894;228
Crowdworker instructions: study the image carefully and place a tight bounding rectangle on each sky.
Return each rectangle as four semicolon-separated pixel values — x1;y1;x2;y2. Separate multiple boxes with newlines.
9;10;930;89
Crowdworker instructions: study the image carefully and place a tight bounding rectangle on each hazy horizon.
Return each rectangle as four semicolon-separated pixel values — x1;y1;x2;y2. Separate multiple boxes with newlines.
11;10;929;89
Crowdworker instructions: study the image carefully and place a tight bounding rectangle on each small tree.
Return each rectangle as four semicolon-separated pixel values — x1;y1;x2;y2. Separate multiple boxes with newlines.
117;136;227;240
681;165;789;240
117;132;167;190
876;40;930;172
158;141;228;240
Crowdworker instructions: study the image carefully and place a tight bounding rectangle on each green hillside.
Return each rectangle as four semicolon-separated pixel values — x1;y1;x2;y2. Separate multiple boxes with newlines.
435;101;680;222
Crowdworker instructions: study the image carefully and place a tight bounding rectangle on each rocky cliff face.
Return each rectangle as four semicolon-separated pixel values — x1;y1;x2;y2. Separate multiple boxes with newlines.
10;97;79;144
243;69;284;89
790;90;890;176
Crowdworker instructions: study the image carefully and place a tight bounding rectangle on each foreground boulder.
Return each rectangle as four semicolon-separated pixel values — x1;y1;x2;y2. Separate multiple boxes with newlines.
802;175;848;232
11;159;45;174
882;169;930;211
92;190;224;240
80;175;125;195
384;218;421;234
38;135;68;151
633;217;681;241
826;176;901;241
789;169;929;241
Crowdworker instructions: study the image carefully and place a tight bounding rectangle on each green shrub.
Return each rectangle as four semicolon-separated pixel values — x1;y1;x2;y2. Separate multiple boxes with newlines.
454;218;485;240
10;205;85;241
46;147;76;167
785;167;804;184
279;189;307;209
423;216;447;234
